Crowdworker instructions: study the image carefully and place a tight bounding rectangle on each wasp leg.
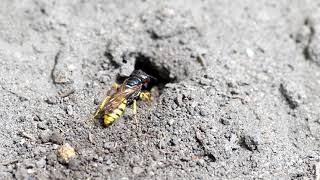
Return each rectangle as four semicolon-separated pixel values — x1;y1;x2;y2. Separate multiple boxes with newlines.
133;99;137;114
93;96;111;119
139;91;152;103
111;83;120;90
93;83;120;119
133;99;138;124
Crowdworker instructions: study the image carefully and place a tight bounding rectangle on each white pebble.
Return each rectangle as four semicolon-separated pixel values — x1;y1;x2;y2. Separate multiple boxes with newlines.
246;48;255;58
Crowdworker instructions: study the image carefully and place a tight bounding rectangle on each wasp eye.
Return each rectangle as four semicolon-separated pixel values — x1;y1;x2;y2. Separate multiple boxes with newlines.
143;82;149;89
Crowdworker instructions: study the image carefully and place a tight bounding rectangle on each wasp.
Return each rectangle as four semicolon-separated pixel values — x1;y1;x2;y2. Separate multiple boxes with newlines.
94;70;153;126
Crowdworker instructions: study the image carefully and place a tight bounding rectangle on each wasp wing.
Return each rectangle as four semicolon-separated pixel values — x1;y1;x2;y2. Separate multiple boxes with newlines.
102;82;140;115
94;82;126;119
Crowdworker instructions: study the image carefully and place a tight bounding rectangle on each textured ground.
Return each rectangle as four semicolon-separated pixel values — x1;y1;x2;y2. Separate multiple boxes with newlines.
1;0;320;179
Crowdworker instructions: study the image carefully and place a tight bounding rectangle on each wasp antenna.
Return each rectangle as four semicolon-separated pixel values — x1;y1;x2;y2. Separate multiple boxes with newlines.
149;74;158;82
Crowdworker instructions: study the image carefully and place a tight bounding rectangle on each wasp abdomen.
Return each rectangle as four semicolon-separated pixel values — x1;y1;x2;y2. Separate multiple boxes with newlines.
104;99;127;126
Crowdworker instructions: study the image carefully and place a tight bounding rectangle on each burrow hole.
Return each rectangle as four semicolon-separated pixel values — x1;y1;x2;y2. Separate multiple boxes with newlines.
116;52;176;94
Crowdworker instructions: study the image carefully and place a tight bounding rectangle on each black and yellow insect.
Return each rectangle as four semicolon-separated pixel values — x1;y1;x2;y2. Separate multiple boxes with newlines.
94;70;152;126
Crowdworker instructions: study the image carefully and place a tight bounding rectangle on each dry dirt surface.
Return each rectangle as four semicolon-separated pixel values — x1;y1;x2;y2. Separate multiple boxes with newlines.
1;0;320;179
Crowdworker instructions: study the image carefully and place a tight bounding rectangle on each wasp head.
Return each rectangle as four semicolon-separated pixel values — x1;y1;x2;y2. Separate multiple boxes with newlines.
127;70;157;90
131;69;154;85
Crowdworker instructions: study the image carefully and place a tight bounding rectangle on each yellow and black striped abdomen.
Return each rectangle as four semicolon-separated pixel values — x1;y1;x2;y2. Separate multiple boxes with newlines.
104;99;127;126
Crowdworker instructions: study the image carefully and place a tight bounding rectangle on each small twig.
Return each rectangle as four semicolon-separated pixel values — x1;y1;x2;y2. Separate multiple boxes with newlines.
1;159;19;166
51;51;61;85
58;88;75;98
315;162;320;180
196;55;207;70
0;85;28;101
18;131;35;141
88;133;95;144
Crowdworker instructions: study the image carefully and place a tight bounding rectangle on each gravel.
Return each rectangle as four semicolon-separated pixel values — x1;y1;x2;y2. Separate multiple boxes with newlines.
0;0;320;179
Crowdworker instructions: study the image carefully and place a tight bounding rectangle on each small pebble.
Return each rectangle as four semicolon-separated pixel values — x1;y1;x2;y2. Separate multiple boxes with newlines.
187;106;195;116
27;169;34;174
197;159;205;166
33;147;47;156
120;64;134;77
46;152;57;166
94;98;100;105
39;131;51;143
199;78;211;86
158;139;168;149
227;81;236;88
66;105;74;115
45;96;58;105
25;115;33;122
73;171;82;179
35;158;46;168
37;122;47;130
50;132;64;145
33;115;41;121
18;131;35;141
68;158;80;171
58;88;75;98
242;135;259;151
169;138;178;146
132;166;144;175
171;103;177;109
53;69;71;84
246;48;255;58
279;81;305;109
151;152;161;161
315;162;320;180
180;156;191;162
199;107;209;117
102;63;109;70
52;144;59;150
24;143;33;149
160;7;176;17
57;143;76;164
167;119;175;126
174;94;183;107
296;24;311;44
88;133;95;143
220;118;230;125
97;156;103;163
104;158;112;165
103;142;115;150
18;116;26;122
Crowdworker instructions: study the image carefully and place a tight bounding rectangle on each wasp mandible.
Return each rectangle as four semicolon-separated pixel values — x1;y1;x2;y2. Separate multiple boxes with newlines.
94;70;153;126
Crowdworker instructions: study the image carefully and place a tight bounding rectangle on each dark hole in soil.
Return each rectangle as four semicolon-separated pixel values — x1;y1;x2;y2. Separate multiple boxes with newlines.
104;52;120;68
115;52;175;94
206;153;216;162
239;135;258;152
134;53;174;90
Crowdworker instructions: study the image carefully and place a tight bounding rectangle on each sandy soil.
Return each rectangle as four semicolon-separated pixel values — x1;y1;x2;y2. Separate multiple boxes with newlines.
1;0;320;179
